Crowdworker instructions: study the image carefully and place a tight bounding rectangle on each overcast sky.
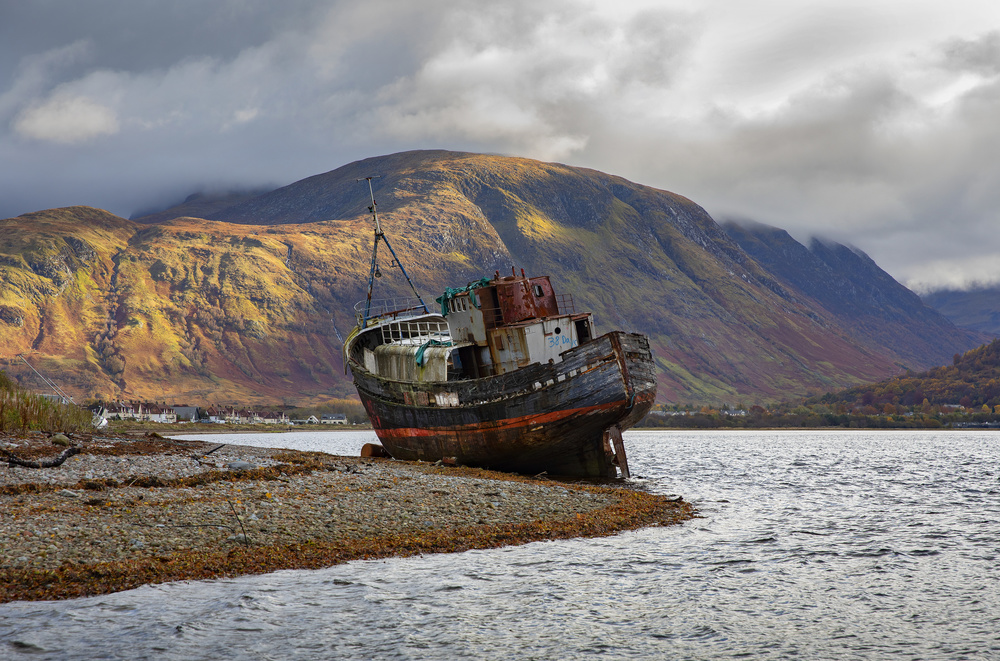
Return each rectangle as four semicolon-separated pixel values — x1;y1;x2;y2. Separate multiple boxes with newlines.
2;0;999;292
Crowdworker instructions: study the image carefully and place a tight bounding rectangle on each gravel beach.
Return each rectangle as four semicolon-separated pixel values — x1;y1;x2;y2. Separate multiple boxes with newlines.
0;431;694;603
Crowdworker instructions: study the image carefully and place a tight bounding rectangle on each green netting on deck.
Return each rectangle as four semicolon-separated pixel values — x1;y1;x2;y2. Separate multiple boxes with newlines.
414;339;452;367
434;277;491;317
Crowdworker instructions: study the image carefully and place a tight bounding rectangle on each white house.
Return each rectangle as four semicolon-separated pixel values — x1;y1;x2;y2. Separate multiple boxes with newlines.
146;404;177;424
261;411;289;424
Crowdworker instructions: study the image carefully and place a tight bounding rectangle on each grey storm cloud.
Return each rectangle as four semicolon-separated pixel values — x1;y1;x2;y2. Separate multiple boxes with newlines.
942;31;1000;75
2;0;1000;292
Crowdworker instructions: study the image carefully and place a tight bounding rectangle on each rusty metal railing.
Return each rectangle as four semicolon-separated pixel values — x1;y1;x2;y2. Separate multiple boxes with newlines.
555;294;575;314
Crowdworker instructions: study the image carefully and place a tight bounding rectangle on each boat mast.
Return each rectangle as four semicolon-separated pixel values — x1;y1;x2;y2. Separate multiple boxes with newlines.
17;353;75;404
359;176;429;326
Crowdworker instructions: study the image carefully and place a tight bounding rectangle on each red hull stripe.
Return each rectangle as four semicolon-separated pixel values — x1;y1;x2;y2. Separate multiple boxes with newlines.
374;400;625;439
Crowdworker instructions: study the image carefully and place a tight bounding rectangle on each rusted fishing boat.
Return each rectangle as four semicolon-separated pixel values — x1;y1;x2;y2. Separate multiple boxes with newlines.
343;179;656;477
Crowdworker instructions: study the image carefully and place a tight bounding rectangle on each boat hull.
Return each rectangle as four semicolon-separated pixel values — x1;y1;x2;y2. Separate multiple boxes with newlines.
348;331;656;477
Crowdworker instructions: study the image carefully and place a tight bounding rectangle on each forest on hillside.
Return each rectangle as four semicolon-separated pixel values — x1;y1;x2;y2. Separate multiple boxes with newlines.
636;339;1000;429
811;339;1000;412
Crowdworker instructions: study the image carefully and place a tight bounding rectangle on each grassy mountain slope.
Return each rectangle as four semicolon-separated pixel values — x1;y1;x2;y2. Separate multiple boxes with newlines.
0;151;983;405
131;190;269;225
1;210;358;404
209;150;924;401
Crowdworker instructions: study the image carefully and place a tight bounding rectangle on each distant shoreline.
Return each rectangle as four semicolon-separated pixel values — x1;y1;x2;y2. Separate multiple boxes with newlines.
104;422;374;434
167;427;372;436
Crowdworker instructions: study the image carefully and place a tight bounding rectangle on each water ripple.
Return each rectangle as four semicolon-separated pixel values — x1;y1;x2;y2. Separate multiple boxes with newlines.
3;429;1000;659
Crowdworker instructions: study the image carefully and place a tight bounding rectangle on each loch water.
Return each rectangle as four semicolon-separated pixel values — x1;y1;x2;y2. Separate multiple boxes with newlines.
2;429;999;660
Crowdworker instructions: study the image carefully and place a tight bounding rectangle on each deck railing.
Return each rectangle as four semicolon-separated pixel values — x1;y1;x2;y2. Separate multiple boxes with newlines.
354;297;430;327
356;292;579;330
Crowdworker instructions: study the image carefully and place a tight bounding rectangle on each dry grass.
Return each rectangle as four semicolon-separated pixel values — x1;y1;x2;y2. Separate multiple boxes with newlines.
0;371;92;433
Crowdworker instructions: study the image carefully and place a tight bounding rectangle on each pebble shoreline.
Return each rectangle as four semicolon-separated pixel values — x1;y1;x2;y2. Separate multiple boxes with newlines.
0;431;694;603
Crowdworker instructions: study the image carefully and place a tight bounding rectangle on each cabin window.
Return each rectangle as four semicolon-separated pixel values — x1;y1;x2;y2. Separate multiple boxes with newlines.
533;284;544;297
554;326;561;335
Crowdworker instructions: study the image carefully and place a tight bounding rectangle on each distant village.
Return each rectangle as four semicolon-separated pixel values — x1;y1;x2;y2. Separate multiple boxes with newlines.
88;401;350;426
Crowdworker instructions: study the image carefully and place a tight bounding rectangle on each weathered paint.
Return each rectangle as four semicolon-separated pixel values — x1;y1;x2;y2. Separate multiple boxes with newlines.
374;344;451;382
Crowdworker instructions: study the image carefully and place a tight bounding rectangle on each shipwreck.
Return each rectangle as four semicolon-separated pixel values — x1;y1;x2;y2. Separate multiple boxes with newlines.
343;178;656;477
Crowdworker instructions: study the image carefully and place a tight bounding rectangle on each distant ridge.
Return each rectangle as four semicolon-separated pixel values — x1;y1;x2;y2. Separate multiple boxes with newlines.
922;287;1000;337
131;189;274;224
0;151;985;405
722;219;982;369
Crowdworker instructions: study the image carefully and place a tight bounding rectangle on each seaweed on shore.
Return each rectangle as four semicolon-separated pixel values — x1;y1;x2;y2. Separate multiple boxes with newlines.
0;488;694;603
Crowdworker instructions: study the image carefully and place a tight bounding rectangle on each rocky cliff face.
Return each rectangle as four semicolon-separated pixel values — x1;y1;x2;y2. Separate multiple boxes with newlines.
0;151;984;405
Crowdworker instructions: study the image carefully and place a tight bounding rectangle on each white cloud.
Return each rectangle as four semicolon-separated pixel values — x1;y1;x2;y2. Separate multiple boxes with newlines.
13;94;119;143
902;254;1000;294
0;40;92;119
366;3;697;160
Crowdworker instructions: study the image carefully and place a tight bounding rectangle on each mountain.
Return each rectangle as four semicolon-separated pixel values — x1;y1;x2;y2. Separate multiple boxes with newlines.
921;287;1000;337
721;219;982;369
0;150;984;406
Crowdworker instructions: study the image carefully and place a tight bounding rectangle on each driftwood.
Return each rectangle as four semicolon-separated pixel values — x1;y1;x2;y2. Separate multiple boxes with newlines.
2;446;80;468
190;444;228;467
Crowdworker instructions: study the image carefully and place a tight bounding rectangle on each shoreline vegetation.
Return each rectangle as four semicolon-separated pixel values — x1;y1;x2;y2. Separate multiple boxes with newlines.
0;371;92;434
0;431;694;604
638;338;1000;429
108;420;374;433
636;408;1000;430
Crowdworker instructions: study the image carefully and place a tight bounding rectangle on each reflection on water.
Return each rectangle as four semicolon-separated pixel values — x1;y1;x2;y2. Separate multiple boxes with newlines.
2;430;999;660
